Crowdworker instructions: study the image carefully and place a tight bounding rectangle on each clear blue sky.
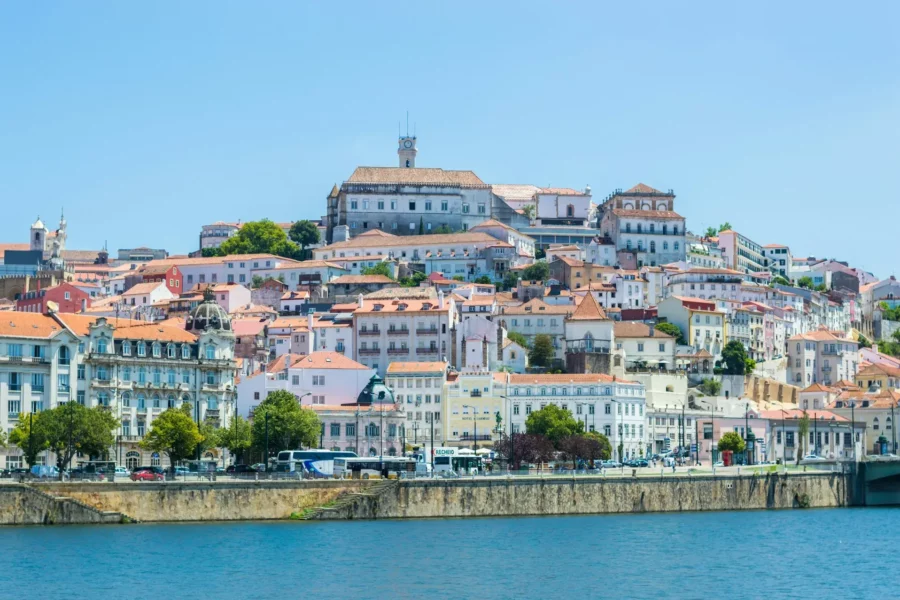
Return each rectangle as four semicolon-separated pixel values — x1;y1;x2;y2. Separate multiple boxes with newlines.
1;2;897;276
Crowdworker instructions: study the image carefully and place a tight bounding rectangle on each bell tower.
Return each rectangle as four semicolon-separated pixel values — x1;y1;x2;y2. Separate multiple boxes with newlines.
398;135;417;168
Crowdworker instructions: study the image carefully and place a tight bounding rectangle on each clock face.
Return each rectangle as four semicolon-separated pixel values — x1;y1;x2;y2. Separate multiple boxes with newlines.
403;140;412;149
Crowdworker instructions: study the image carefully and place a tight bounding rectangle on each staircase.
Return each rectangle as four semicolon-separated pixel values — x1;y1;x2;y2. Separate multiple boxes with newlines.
302;479;399;520
22;485;133;525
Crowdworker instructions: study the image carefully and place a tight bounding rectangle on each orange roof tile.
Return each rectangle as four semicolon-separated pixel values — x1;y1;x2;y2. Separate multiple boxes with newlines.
0;313;64;338
624;183;663;194
569;292;607;321
506;373;635;384
289;351;369;370
386;361;447;374
501;298;572;316
331;274;394;285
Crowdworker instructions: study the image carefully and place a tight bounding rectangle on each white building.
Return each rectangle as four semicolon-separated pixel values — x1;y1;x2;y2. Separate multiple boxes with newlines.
598;184;686;268
500;299;572;360
613;322;676;370
386;361;446;447
122;281;175;309
788;329;859;387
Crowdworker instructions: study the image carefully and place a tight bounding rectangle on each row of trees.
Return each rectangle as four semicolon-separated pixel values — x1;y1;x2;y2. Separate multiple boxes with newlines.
201;219;320;261
493;404;612;469
7;390;320;480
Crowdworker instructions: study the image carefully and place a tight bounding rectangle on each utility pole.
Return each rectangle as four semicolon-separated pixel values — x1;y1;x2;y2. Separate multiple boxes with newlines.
264;411;269;473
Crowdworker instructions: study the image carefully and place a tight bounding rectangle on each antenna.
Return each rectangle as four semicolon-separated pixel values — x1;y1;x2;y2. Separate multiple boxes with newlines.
406;111;409;137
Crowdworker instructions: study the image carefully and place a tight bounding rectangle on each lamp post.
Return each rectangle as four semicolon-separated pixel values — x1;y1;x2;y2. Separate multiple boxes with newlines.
355;406;360;456
850;400;856;463
412;421;419;445
611;399;622;462
463;404;477;452
264;411;269;473
500;395;515;471
779;408;788;472
893;401;897;454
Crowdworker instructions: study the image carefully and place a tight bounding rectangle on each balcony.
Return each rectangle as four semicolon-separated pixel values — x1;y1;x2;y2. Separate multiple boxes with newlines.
358;347;381;355
120;435;143;443
387;329;410;336
359;329;381;336
387;348;410;355
416;347;439;355
206;409;220;420
459;434;493;441
3;356;24;363
416;328;439;335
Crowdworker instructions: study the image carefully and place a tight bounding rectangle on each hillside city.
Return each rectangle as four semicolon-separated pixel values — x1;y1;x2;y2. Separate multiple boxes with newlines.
1;134;898;476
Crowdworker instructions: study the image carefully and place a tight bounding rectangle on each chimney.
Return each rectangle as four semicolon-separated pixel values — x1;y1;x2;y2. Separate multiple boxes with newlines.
307;312;314;331
358;293;364;309
438;290;445;309
81;298;87;313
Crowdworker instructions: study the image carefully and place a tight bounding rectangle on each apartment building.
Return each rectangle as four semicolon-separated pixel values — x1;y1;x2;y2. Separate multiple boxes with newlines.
499;299;573;360
386;361;446;448
788;329;859;387
717;229;767;274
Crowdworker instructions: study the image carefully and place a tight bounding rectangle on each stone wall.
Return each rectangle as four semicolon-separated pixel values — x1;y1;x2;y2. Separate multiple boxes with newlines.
321;472;850;520
32;480;369;523
0;485;124;525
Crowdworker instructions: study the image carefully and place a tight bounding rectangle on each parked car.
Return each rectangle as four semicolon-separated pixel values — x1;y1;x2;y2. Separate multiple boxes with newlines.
801;455;828;464
227;464;259;475
601;460;621;469
113;467;130;479
174;466;191;477
131;468;164;482
631;459;649;468
31;465;59;479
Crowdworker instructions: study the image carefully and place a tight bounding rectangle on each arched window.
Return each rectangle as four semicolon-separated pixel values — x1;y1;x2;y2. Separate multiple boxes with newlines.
97;338;108;354
181;394;191;407
136;394;146;409
673;242;679;251
137;342;146;357
182;344;191;359
626;240;632;250
662;224;668;234
637;224;642;233
58;346;70;366
151;394;160;409
122;392;132;407
873;417;880;430
125;451;141;470
151;452;160;467
122;342;131;356
152;343;161;358
167;394;176;408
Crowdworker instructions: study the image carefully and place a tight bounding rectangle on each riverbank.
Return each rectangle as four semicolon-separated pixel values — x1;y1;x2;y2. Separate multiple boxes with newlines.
0;470;853;525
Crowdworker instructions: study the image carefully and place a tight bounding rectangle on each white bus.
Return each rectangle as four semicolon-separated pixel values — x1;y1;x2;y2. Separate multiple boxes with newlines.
276;450;357;477
433;448;483;475
333;457;417;479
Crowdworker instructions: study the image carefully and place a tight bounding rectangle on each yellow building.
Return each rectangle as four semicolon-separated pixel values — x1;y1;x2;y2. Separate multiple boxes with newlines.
443;371;504;448
855;362;900;392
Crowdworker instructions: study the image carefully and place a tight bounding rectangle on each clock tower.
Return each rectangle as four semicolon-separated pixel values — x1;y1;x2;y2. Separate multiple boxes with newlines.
398;135;417;168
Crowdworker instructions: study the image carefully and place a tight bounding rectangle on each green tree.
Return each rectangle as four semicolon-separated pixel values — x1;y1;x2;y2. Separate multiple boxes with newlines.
217;415;252;465
797;411;810;463
251;391;321;461
528;333;555;368
745;357;757;374
704;226;717;238
201;247;224;257
140;404;203;475
452;275;464;282
502;270;519;291
879;302;900;322
771;275;791;287
525;404;584;446
474;275;492;285
419;217;425;235
797;276;814;289
40;403;117;479
288;220;321;259
219;219;301;259
857;333;872;349
196;420;221;460
814;283;827;292
432;224;453;234
654;322;685;345
698;378;722;396
251;275;265;289
522;262;549;282
506;331;528;349
717;431;746;454
9;412;50;467
361;262;393;278
721;340;751;375
718;222;732;232
522;204;535;221
584;431;612;462
399;271;427;287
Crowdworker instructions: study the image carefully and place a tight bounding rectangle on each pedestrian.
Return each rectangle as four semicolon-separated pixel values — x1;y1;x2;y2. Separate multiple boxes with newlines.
672;462;676;474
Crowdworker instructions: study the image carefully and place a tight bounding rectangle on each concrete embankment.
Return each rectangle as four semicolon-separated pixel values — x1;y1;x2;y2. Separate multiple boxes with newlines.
318;472;851;520
0;472;852;525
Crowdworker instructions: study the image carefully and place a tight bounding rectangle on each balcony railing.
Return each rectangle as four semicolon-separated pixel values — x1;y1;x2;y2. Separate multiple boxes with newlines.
358;348;380;355
387;329;410;336
359;329;381;336
387;348;410;355
459;434;493;441
416;328;439;335
416;347;439;355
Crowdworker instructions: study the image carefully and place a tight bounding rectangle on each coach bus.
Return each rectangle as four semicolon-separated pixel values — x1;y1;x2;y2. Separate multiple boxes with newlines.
276;450;357;477
332;457;417;479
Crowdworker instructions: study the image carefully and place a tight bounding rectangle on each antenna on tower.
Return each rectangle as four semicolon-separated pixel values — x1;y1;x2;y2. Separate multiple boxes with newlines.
406;111;409;137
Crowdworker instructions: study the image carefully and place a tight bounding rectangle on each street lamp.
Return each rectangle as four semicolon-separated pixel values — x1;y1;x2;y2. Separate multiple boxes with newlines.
779;408;788;472
500;395;515;472
463;404;477;452
610;399;623;462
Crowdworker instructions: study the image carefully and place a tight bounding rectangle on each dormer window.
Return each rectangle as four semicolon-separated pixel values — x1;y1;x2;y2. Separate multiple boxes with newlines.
422;303;432;310
152;342;161;358
97;338;108;354
167;344;175;358
398;304;407;311
181;344;191;359
373;304;383;311
138;342;146;357
122;342;131;356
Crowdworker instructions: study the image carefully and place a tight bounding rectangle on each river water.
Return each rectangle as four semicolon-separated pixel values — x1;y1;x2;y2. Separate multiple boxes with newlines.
0;509;893;599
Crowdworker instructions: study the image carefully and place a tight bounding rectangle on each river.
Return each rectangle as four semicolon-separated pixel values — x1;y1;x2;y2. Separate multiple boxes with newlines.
0;508;893;599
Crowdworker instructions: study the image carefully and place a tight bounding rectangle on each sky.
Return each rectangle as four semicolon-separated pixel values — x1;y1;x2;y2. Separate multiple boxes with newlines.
0;2;898;276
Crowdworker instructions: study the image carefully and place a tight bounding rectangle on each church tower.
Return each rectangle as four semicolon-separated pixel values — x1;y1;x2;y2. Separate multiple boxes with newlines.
398;135;417;168
30;216;48;253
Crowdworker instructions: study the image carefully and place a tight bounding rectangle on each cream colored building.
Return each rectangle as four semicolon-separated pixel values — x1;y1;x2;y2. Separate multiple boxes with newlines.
444;370;504;448
386;361;447;447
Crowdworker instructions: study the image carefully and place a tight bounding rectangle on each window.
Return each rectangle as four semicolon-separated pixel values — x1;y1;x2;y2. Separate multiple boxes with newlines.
138;342;146;357
167;344;176;358
441;201;448;211
313;375;325;386
409;201;416;211
31;373;44;392
97;338;108;354
77;364;85;380
77;391;85;405
58;346;70;366
205;345;216;360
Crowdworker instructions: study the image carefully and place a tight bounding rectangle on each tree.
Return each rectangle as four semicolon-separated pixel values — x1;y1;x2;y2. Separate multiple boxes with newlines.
698;378;722;396
361;262;393;278
399;271;427;287
528;333;555;368
251;390;321;459
474;275;492;285
9;412;50;467
655;322;685;345
288;220;320;259
39;403;117;479
584;431;612;462
814;283;827;292
717;431;746;454
201;247;224;257
745;357;757;374
721;340;751;375
857;333;872;349
704;226;717;238
522;204;535;221
452;275;464;282
718;222;732;232
196;420;221;460
418;217;425;235
797;411;810;463
522;262;549;282
502;270;519;291
506;331;528;349
432;224;453;234
525;404;584;446
771;275;791;287
140;404;203;475
250;275;265;289
797;276;814;289
219;219;301;260
218;415;252;464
